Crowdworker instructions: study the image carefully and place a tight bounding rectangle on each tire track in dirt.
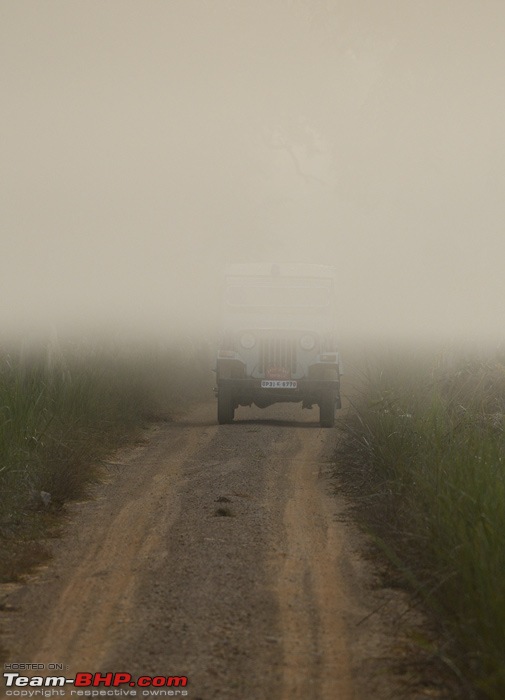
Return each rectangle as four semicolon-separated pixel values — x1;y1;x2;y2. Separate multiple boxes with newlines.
266;432;355;699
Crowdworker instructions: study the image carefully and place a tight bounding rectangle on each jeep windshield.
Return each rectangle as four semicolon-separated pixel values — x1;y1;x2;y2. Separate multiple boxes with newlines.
225;276;332;311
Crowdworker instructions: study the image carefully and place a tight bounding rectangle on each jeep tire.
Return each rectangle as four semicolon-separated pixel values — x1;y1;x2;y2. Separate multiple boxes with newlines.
217;388;235;424
319;392;335;428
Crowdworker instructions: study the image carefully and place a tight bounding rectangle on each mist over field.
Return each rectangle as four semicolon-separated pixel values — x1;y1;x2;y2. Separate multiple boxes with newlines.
1;0;505;343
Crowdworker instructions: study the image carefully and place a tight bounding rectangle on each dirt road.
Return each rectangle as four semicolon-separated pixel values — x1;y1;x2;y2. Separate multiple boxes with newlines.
1;402;436;699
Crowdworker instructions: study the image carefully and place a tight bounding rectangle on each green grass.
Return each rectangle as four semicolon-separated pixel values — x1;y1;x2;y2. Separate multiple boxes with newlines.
338;346;505;699
0;337;212;582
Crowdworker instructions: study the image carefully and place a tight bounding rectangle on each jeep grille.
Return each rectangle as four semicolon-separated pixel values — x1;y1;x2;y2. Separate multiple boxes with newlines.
258;336;297;375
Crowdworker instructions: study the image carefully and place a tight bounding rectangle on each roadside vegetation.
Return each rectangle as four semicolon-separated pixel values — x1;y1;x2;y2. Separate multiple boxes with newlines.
338;343;505;700
0;336;211;584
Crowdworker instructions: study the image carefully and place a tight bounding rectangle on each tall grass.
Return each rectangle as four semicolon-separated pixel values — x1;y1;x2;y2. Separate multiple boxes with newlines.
339;347;505;699
0;337;212;582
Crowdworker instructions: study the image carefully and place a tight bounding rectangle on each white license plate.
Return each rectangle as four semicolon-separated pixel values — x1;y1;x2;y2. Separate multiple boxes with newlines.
261;380;297;389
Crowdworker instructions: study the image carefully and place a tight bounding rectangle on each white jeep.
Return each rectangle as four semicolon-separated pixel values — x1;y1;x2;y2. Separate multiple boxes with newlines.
215;263;341;427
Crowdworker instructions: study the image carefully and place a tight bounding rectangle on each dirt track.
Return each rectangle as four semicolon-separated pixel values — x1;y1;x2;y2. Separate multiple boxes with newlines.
1;402;438;699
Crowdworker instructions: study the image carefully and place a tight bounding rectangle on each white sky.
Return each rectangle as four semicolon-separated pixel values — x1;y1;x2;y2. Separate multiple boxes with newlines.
1;1;505;341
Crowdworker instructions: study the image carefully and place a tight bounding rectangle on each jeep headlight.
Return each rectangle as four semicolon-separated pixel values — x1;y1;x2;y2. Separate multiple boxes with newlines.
300;334;316;351
240;332;256;349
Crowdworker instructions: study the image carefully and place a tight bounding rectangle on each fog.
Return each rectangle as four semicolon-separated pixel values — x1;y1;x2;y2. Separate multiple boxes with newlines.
2;0;505;343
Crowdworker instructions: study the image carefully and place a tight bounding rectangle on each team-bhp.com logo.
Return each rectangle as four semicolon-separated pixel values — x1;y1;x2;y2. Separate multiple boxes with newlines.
3;672;188;696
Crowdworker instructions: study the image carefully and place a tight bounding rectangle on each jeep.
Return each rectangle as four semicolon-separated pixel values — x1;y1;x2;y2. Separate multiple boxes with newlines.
215;263;341;427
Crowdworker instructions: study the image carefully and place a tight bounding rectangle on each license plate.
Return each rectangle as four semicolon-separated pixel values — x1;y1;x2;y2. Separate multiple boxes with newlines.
261;380;297;389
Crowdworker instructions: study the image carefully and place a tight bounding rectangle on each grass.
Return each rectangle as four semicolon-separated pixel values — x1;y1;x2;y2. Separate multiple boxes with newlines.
0;336;212;583
337;344;505;700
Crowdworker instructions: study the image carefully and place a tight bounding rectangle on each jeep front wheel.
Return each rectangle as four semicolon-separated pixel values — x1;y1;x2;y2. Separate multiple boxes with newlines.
217;389;235;424
319;393;335;428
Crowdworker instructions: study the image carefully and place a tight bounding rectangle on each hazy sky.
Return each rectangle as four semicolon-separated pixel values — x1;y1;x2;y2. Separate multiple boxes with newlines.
1;1;505;341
